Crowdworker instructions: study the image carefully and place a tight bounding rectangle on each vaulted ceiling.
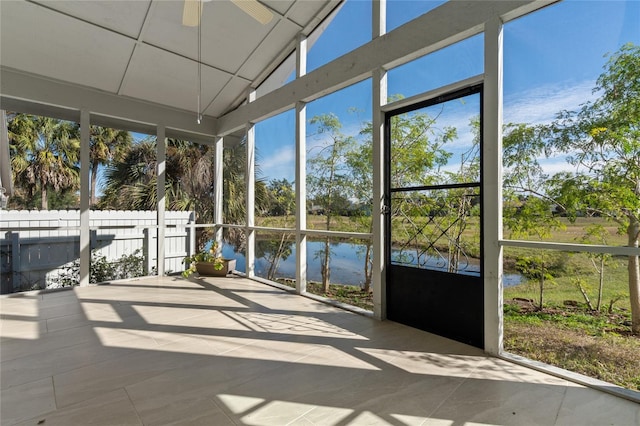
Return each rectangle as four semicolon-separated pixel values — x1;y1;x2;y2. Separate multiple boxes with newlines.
0;0;340;130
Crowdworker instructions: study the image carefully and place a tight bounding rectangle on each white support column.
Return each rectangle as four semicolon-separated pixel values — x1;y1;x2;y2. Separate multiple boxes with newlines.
295;100;307;294
214;136;224;248
372;0;387;319
245;90;256;278
295;33;308;294
79;109;90;287
483;16;504;355
297;33;307;82
373;0;386;39
156;124;166;276
372;68;387;320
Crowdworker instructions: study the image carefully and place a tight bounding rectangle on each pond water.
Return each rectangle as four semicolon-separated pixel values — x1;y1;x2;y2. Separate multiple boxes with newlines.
221;240;523;287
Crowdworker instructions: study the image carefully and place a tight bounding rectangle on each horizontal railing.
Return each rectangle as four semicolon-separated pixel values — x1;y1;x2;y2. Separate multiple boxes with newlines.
500;239;640;256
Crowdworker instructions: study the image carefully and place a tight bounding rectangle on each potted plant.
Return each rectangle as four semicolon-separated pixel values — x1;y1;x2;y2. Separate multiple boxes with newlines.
182;242;236;278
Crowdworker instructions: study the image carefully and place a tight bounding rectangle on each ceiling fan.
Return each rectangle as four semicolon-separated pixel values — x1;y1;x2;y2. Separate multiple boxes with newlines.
182;0;274;27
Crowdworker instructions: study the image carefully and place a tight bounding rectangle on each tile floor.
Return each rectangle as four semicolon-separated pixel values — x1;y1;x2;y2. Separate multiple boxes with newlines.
1;276;638;425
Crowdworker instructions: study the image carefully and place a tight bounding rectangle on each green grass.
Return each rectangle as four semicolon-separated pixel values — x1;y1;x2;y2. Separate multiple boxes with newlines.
503;247;638;391
503;249;630;313
256;215;371;233
504;307;640;390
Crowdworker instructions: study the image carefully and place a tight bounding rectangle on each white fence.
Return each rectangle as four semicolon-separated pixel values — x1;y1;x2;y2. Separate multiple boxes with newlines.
0;210;195;293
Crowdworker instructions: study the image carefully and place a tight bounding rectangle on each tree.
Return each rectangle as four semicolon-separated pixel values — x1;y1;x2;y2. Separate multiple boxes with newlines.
502;43;640;332
260;179;295;280
256;236;294;281
266;178;295;217
442;116;480;273
344;135;374;291
579;224;615;312
165;139;216;248
386;99;454;189
89;126;132;206
221;138;269;251
8;113;79;210
547;43;640;333
99;139;158;210
307;113;357;292
501;121;570;311
100;138;213;210
515;249;569;311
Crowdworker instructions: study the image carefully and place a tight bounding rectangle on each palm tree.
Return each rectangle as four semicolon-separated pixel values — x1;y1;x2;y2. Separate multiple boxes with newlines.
99;139;157;210
166;139;216;248
89;126;132;206
222;138;270;251
99;138;216;216
8;113;79;210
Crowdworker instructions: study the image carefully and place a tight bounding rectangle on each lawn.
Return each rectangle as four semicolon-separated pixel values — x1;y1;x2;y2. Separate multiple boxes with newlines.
503;240;638;391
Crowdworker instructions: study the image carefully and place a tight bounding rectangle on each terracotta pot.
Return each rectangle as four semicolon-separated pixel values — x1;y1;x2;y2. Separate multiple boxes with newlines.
195;259;236;277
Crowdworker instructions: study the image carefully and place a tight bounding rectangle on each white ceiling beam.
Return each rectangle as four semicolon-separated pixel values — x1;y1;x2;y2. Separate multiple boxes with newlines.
0;67;217;141
216;0;558;135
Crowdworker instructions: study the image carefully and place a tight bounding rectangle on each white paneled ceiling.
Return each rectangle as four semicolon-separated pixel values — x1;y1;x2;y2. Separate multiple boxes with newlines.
0;0;340;123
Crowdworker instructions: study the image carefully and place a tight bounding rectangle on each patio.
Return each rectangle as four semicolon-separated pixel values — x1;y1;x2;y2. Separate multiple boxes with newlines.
1;276;637;425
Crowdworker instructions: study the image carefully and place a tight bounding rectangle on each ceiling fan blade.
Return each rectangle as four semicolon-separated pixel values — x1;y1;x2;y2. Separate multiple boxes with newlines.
182;0;202;27
230;0;273;25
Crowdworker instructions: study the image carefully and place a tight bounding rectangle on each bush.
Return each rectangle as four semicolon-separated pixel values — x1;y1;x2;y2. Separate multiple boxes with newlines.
53;249;146;287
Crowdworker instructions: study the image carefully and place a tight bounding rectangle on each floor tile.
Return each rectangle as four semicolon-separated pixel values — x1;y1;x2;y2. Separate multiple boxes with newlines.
426;375;568;425
555;386;640;426
52;346;203;408
15;389;142;426
1;338;132;390
0;377;56;425
0;317;47;340
0;323;100;362
2;276;638;426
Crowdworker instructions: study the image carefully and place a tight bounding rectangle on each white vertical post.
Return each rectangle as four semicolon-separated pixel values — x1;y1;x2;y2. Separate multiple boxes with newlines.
483;16;504;355
373;0;386;39
79;109;90;287
143;228;153;274
296;33;308;294
295;101;307;294
297;33;307;82
10;232;21;291
188;212;196;257
246;90;256;278
372;0;387;319
214;136;224;248
372;70;387;320
156;124;166;276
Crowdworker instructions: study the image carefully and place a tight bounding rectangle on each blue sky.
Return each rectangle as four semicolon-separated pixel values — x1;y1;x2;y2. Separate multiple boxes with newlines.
254;0;640;184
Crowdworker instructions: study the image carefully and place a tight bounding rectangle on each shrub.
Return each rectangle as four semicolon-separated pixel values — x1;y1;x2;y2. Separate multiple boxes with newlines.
53;249;146;287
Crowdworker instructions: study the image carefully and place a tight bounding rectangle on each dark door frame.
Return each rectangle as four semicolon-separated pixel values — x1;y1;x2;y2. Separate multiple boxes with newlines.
384;83;485;348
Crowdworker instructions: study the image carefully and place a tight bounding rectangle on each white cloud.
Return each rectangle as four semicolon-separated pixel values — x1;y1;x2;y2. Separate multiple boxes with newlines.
258;146;296;181
504;80;598;125
538;157;577;176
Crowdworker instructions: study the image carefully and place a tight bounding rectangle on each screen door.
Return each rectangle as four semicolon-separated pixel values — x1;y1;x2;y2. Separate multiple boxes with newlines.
385;84;484;347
